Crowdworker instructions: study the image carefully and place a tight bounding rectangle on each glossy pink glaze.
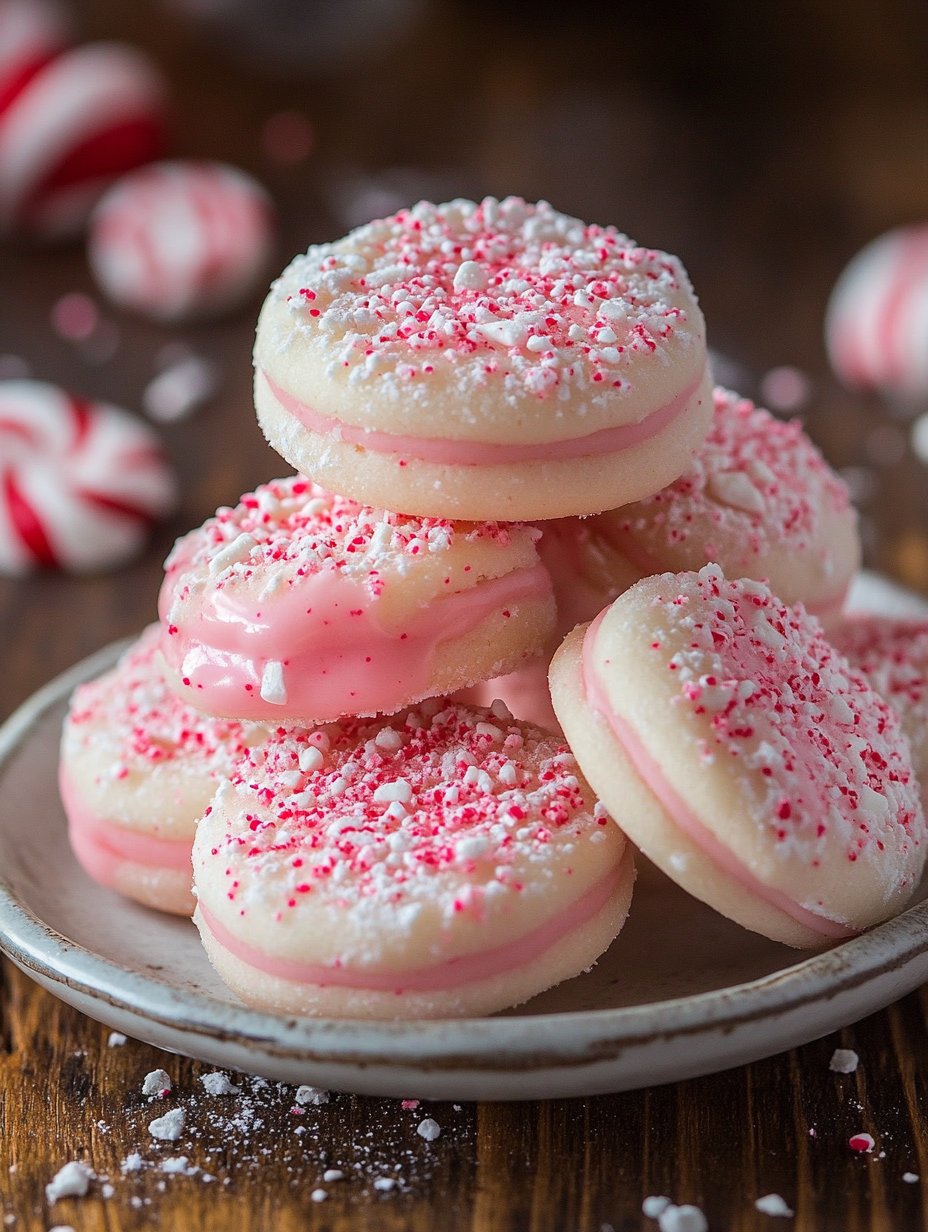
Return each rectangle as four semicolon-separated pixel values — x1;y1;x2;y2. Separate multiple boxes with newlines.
196;853;628;993
580;613;857;940
260;367;705;466
160;561;552;720
60;765;193;874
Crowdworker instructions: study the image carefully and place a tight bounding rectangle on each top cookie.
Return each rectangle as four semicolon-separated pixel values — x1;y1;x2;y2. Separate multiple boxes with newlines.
254;197;712;520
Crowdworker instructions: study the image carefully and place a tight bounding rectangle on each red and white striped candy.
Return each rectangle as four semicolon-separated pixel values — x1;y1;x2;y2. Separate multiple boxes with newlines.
0;0;70;95
826;224;928;402
0;380;177;574
89;161;276;321
0;38;167;239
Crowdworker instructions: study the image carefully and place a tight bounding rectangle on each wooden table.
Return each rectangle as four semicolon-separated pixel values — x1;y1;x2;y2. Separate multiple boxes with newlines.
1;1;927;1227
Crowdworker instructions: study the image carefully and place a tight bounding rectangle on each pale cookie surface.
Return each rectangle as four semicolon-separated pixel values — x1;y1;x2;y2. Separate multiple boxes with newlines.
159;476;555;722
832;616;928;795
89;160;275;321
539;386;860;637
0;379;176;574
550;565;925;948
254;196;712;519
193;698;633;1019
60;624;266;915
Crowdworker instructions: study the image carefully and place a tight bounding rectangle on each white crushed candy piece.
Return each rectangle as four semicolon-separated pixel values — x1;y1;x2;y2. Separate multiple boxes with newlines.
374;726;403;751
143;356;219;423
452;261;487;292
141;1069;172;1096
107;1032;127;1047
373;1177;397;1191
826;694;855;725
121;1153;144;1174
46;1162;93;1203
298;745;324;773
755;1193;794;1217
657;1205;708;1232
643;1195;671;1218
209;532;257;577
903;1172;919;1182
708;469;766;514
260;660;288;705
101;1183;115;1199
161;1156;191;1174
829;1048;859;1074
311;1188;328;1203
199;1071;242;1096
148;1108;186;1142
417;1117;441;1141
295;1085;330;1106
322;1169;345;1182
475;319;527;348
373;779;412;805
49;1226;77;1232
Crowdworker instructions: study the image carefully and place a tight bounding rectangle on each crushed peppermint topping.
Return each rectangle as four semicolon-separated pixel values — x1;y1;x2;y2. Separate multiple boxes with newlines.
46;1161;93;1204
849;1132;876;1153
832;617;928;781
205;699;600;918
163;476;528;601
829;1048;860;1074
755;1193;795;1217
601;387;852;564
266;197;699;401
64;625;260;773
644;566;923;869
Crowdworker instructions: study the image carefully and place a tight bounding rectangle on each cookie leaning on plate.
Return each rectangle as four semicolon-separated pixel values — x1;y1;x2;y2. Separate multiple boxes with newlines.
253;197;713;521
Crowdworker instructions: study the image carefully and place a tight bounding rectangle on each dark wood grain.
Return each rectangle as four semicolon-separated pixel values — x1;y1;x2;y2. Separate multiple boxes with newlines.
1;1;927;1227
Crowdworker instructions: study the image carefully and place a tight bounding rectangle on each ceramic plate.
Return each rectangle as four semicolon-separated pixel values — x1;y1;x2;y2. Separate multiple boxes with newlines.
0;572;927;1101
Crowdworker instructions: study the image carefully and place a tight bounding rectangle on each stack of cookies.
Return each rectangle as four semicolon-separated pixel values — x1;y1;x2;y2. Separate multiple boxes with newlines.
59;198;928;1020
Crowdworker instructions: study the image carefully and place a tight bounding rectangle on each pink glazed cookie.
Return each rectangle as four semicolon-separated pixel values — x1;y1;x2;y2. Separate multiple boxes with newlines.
192;698;633;1019
59;625;266;915
832;616;928;797
549;565;925;948
539;386;860;636
159;476;555;722
253;197;713;520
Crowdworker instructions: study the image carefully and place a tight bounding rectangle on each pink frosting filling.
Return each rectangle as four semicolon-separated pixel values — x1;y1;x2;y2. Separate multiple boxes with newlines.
197;853;627;994
260;368;706;467
60;765;193;878
580;614;856;940
161;561;552;720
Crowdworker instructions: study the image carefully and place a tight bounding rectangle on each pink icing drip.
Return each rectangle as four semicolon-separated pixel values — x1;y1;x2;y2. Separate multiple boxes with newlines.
261;368;704;467
580;613;856;940
160;562;552;720
197;853;627;993
60;765;192;875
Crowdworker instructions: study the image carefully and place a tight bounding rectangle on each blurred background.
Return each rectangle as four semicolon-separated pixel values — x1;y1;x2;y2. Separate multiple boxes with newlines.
0;0;927;708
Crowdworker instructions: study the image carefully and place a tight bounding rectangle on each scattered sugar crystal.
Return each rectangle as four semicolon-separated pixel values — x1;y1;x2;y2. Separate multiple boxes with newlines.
643;1196;671;1218
149;1109;186;1142
657;1205;708;1232
162;1156;192;1174
417;1117;441;1141
48;1226;76;1232
106;1032;127;1047
101;1182;115;1199
45;1162;93;1203
373;1176;397;1191
142;1069;172;1096
322;1169;345;1182
295;1085;330;1106
755;1193;794;1216
311;1188;328;1202
829;1048;859;1074
121;1153;144;1174
200;1072;242;1096
903;1172;919;1183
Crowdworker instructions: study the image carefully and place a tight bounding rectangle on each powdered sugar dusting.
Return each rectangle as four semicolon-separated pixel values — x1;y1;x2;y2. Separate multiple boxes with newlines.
268;197;699;402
